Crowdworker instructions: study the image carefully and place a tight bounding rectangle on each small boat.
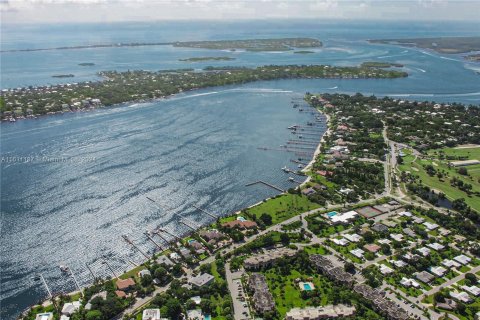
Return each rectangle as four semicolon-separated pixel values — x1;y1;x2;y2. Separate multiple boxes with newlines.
298;164;303;168
288;177;295;181
59;265;69;273
282;166;289;172
9;118;16;122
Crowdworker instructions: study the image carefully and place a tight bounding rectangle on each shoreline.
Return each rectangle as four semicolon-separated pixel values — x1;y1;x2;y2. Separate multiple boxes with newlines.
22;97;331;315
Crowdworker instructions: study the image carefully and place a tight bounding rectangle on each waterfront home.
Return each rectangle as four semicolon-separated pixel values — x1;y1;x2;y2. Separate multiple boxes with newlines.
221;220;257;229
156;255;175;267
302;188;316;196
199;229;224;243
116;278;135;291
61;301;81;316
85;291;107;310
138;269;152;278
189;273;214;287
142;308;161;320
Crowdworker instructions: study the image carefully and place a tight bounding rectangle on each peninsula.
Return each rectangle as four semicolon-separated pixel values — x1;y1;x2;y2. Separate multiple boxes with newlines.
370;36;480;61
1;64;407;119
179;56;236;62
172;38;322;51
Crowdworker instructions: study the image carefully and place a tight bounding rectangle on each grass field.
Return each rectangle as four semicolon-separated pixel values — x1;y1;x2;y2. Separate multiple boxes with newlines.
246;194;320;225
398;148;480;212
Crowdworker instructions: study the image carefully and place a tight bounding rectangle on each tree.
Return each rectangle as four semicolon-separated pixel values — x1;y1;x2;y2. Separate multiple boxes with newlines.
434;291;446;303
141;274;153;287
458;167;468;175
260;213;273;226
280;233;290;246
465;273;478;285
85;310;103;320
165;298;183;319
344;262;355;273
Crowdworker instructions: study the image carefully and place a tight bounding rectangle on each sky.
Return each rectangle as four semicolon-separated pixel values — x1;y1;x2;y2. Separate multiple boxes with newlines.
1;0;479;24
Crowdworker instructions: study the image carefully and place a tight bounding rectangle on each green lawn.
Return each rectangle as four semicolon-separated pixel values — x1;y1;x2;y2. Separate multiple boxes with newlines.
246;194;320;225
262;269;332;316
398;151;480;212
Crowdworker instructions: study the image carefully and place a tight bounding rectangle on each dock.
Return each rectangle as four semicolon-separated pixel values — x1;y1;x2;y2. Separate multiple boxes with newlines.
193;205;217;219
122;235;150;259
245;180;285;192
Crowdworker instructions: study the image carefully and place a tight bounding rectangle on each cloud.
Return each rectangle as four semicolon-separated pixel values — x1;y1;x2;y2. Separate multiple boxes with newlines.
1;0;479;23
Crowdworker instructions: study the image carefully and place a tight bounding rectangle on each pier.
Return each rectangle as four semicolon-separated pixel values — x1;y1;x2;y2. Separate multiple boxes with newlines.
193;205;217;219
158;227;183;241
245;180;285;192
122;235;150;259
144;232;164;251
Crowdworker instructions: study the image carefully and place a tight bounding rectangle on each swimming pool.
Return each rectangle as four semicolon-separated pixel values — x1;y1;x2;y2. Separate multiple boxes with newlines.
237;216;247;221
204;315;211;320
327;211;338;218
303;283;313;291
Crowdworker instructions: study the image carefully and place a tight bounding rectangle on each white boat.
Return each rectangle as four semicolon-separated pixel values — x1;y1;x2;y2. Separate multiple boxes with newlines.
282;166;289;172
288;177;295;181
59;265;69;273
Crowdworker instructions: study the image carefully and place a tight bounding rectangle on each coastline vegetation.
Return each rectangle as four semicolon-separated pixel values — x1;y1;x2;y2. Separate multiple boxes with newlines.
52;74;75;78
179;56;236;62
370;36;480;58
172;38;322;51
361;61;404;68
293;50;315;54
1;65;407;119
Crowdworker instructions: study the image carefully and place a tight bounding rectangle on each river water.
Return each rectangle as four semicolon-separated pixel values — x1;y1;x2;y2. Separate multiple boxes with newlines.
1;20;480;318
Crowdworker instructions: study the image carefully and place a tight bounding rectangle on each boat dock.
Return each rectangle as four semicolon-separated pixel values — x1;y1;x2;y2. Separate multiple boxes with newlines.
245;180;285;192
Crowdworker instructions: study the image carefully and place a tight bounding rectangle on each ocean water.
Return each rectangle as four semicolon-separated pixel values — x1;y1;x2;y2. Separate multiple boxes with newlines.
1;19;480;319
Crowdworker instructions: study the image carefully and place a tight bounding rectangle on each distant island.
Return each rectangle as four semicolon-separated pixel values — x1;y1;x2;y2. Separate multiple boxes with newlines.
179;56;236;62
2;64;406;118
52;74;74;78
361;61;404;68
172;38;322;51
370;36;480;61
78;62;95;66
466;54;480;62
294;50;315;54
1;38;322;54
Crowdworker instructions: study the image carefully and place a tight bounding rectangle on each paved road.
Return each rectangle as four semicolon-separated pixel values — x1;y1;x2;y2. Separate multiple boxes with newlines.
420;264;480;298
